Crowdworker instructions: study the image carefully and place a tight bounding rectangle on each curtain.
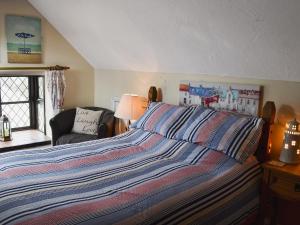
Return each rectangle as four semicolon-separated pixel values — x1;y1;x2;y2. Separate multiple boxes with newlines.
45;70;66;115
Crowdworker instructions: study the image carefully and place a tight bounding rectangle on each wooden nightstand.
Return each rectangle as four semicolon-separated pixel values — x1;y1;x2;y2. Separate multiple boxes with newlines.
261;162;300;225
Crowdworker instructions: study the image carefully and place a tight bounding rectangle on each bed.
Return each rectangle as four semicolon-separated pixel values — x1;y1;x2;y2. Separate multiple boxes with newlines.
0;102;274;225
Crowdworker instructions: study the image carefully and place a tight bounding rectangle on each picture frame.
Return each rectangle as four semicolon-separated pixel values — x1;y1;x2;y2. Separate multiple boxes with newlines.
179;80;261;116
5;15;42;63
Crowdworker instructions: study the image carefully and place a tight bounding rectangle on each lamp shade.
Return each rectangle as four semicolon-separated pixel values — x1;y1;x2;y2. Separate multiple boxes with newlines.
114;94;146;120
279;119;300;164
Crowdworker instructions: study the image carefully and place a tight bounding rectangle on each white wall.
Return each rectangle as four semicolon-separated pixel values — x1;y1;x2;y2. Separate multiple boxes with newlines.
0;0;94;136
95;69;300;116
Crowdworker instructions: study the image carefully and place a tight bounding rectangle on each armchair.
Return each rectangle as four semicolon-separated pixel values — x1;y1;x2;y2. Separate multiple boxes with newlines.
49;107;115;146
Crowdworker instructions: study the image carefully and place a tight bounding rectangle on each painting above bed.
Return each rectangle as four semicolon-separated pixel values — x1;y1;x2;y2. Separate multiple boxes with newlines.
179;81;261;116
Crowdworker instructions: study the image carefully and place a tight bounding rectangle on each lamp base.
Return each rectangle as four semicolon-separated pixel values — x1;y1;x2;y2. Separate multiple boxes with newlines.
0;137;12;142
279;149;300;164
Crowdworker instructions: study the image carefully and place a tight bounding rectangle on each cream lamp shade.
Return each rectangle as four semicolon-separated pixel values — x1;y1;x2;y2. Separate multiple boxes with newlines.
114;94;146;121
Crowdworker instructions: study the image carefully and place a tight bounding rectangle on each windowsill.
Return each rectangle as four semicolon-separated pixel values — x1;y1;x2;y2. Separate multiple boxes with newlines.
0;130;51;152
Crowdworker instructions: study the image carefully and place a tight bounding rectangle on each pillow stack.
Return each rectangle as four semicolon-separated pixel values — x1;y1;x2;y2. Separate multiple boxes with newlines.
131;102;264;163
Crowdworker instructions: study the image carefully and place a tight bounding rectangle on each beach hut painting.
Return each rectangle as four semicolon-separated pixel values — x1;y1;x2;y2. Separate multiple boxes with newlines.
179;81;261;116
5;15;42;63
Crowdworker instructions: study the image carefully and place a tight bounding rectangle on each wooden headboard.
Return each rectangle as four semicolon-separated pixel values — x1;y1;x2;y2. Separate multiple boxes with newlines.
256;101;276;163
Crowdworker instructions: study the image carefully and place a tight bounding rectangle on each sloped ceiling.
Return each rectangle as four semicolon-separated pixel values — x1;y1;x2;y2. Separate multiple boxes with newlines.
29;0;300;81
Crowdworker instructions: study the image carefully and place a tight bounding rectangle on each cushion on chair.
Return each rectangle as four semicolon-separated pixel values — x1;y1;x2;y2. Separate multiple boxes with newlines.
72;107;103;135
56;133;98;145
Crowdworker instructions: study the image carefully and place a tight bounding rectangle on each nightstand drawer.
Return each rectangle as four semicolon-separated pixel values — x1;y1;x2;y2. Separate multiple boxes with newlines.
270;179;300;201
269;171;300;201
262;162;300;225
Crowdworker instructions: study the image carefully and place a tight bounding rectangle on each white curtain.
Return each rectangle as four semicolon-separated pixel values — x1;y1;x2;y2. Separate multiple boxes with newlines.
45;70;66;115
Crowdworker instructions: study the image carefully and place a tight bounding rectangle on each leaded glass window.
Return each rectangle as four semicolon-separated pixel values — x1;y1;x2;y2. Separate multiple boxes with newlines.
0;76;45;132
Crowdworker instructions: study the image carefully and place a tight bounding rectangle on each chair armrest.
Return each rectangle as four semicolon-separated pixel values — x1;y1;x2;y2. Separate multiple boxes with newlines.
99;110;115;137
49;109;76;145
97;123;108;138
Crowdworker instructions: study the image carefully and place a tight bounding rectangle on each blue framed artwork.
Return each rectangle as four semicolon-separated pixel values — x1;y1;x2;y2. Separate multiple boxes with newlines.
5;15;42;63
179;81;261;116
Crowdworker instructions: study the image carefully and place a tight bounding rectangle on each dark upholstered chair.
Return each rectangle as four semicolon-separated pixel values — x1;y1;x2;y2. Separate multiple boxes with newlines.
49;107;115;146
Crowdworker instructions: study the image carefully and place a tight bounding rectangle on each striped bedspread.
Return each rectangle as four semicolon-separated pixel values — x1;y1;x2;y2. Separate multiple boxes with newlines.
0;129;261;225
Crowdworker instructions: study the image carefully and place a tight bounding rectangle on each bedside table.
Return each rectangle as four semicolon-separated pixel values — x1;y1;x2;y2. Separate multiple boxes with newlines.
261;162;300;225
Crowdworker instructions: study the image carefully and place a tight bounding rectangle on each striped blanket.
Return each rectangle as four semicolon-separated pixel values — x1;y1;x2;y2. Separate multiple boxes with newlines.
0;129;261;225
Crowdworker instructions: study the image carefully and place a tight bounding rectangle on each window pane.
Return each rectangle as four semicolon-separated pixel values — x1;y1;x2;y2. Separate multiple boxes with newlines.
37;101;45;132
2;103;30;128
38;77;44;99
0;77;29;102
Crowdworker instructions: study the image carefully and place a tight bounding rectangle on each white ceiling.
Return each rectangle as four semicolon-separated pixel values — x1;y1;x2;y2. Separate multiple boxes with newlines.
29;0;300;82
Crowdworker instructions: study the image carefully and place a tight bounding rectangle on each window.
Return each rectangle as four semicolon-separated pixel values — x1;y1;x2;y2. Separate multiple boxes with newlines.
0;76;45;132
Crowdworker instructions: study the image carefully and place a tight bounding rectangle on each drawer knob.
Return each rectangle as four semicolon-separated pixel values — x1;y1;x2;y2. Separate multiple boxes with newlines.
295;182;300;192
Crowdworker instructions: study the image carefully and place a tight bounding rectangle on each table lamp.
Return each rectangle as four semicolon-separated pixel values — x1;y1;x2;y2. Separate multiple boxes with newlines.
114;94;147;130
279;119;300;164
0;115;12;142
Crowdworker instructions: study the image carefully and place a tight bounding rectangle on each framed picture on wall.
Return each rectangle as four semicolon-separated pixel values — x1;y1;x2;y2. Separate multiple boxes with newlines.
179;80;261;116
5;15;42;63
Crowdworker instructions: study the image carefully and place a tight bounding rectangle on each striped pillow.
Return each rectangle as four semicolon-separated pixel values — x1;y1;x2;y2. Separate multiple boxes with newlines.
174;107;264;163
131;102;197;138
